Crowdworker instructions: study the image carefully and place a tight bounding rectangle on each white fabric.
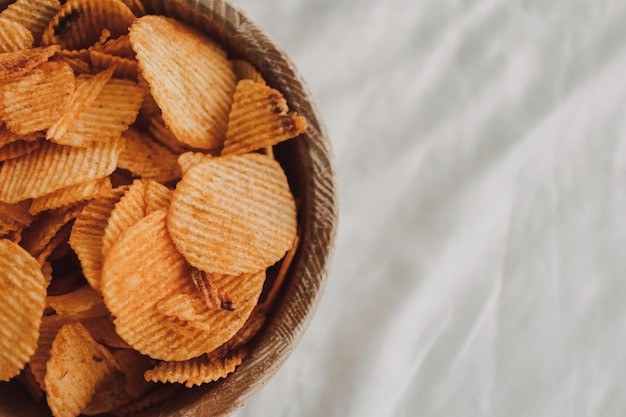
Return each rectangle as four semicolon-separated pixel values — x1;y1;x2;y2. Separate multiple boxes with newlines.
232;1;626;416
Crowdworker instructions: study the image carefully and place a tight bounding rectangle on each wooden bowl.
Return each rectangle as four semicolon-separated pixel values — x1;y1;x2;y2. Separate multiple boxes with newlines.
0;1;337;416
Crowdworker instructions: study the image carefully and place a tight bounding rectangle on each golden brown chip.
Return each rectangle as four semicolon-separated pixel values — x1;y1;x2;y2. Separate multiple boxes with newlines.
111;348;153;399
144;347;246;388
130;15;236;151
0;137;43;161
176;151;212;175
231;59;265;84
68;186;127;290
0;0;62;42
0;135;125;203
144;180;172;214
46;66;114;145
29;176;112;215
0;18;34;53
46;285;109;319
0;200;32;238
44;321;121;417
42;0;136;51
167;153;297;275
89;49;137;80
0;44;59;80
48;78;144;147
81;316;131;349
95;33;133;58
119;0;145;17
190;268;235;311
101;179;146;257
21;203;84;259
0;239;47;381
223;307;266;350
1;60;75;135
259;232;300;312
29;314;66;389
101;209;266;361
80;369;131;416
146;114;190;154
222;79;307;156
118;127;181;183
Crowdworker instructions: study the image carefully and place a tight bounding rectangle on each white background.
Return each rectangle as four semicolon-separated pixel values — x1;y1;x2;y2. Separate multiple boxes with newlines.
232;1;626;416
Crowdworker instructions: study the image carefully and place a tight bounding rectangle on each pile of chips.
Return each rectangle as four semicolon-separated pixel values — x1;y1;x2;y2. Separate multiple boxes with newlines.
0;1;307;416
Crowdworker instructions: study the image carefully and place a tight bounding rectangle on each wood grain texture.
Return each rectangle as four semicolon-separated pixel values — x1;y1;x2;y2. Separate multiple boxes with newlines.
0;0;337;416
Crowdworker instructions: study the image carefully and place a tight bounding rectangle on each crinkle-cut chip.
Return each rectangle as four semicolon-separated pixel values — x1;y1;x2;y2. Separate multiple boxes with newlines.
0;138;43;161
144;180;172;214
0;199;32;227
69;187;127;291
0;44;59;81
231;59;265;84
190;269;235;311
48;78;144;147
168;153;297;275
29;314;66;389
0;135;125;203
0;0;61;42
95;34;133;58
47;66;114;145
130;15;236;151
35;220;71;265
156;293;212;334
53;53;91;74
222;80;307;156
111;384;179;417
89;49;137;80
21;203;84;259
101;179;146;257
46;285;108;319
119;0;145;17
144;347;246;388
81;316;131;349
101;209;266;361
44;322;121;417
177;151;212;175
0;239;46;381
1;60;74;135
81;368;131;416
0;18;33;53
118;127;181;183
42;0;136;51
146;114;190;154
29;176;112;215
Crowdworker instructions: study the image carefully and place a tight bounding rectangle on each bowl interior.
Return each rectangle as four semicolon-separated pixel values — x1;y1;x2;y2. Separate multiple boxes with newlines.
0;1;337;416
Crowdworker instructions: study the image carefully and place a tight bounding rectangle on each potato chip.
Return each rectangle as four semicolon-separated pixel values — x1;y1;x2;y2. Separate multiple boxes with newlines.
221;79;307;156
81;316;131;349
111;348;153;398
21;203;85;259
0;44;59;80
0;138;43;161
130;15;236;151
89;49;138;80
144;180;172;214
168;153;297;275
111;384;179;417
176;151;212;175
44;321;121;417
223;307;266;350
146;114;190;154
1;60;74;135
101;209;266;361
231;59;265;84
144;347;246;388
29;314;66;389
119;0;145;17
259;232;300;312
118;127;181;183
46;285;108;318
29;176;112;215
0;0;61;42
95;34;133;58
80;369;131;416
46;66;114;145
0;239;47;381
0;18;34;53
42;0;136;51
0;199;32;231
101;179;146;257
53;53;91;74
190;268;235;311
0;135;125;203
68;186;127;290
47;78;144;147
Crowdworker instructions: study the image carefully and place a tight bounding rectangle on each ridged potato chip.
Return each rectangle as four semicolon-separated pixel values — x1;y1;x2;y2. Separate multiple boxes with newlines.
101;179;146;257
0;18;34;53
44;322;121;417
118;127;181;183
0;44;59;80
168;153;297;275
130;15;236;151
0;135;125;203
1;60;74;135
42;0;136;51
101;209;266;361
29;176;112;215
222;79;307;156
144;347;246;388
89;49;138;80
68;187;127;290
0;138;42;161
0;239;47;382
144;180;172;214
0;0;61;42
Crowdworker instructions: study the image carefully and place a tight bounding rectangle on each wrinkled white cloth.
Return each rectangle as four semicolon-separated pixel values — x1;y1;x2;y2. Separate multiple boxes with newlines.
232;1;626;416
